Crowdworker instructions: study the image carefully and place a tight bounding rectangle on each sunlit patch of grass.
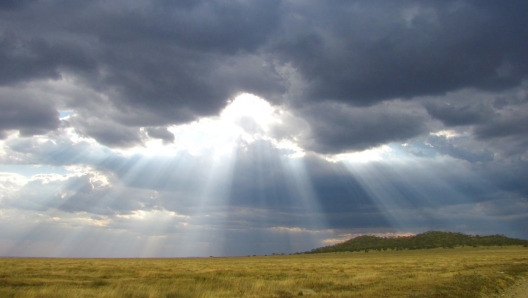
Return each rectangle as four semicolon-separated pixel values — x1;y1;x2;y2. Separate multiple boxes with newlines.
0;246;526;297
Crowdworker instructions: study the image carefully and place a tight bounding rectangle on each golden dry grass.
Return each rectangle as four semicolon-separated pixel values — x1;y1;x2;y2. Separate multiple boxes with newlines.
1;246;527;297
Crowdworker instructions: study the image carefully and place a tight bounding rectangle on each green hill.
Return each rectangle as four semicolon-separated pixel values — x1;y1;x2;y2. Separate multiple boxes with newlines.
307;231;528;253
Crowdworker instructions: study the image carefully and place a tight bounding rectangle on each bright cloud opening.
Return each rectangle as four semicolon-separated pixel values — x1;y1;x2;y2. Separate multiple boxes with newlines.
333;145;393;163
138;93;303;158
221;93;279;134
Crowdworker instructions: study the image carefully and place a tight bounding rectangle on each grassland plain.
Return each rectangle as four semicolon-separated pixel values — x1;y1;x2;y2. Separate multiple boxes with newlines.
1;246;527;298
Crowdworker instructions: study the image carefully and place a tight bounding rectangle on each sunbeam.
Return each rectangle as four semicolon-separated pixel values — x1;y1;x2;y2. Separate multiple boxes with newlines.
340;145;514;235
2;87;527;257
278;155;330;250
1;0;528;260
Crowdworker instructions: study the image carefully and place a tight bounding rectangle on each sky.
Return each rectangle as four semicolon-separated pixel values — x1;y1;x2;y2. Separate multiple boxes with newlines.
1;0;527;257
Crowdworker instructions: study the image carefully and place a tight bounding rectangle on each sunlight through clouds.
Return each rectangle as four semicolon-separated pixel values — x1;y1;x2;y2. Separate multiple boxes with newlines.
332;145;394;163
278;156;329;248
1;0;528;259
1;87;527;256
134;93;291;158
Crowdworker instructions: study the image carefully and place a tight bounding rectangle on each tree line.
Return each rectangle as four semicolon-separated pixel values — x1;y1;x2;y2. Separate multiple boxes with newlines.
305;231;528;254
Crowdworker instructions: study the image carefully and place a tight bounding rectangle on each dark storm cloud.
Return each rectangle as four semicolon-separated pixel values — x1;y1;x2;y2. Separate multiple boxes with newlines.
1;0;284;115
474;113;528;140
463;94;528;157
492;83;528;109
481;160;528;198
2;0;528;257
414;84;528;160
424;102;496;127
297;102;429;154
0;96;59;137
1;0;527;151
273;0;528;105
0;0;36;11
0;34;97;86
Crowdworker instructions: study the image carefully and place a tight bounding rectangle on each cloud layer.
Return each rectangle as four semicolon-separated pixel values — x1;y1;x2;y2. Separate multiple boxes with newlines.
0;0;527;256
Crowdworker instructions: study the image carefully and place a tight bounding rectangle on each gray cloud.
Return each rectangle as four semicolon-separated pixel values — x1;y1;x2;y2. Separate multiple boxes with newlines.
475;112;528;140
1;0;528;257
1;0;528;152
425;102;496;127
0;0;36;10
297;101;429;154
0;95;60;137
69;116;145;148
146;127;174;144
1;133;527;256
425;134;494;163
273;1;528;105
57;175;159;216
1;0;284;119
0;34;97;86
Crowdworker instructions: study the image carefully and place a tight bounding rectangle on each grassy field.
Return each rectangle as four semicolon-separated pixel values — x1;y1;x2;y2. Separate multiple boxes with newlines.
1;246;527;297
